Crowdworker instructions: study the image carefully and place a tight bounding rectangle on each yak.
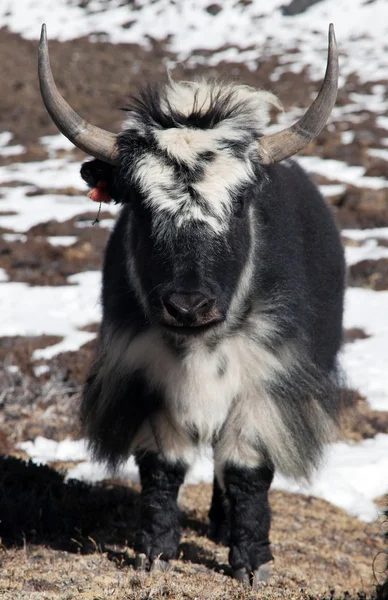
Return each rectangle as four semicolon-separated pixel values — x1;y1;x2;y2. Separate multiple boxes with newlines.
39;23;345;587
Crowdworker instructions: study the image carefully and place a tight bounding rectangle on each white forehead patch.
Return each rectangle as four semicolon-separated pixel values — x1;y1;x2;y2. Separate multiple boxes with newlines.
123;78;281;233
132;153;220;232
155;127;217;167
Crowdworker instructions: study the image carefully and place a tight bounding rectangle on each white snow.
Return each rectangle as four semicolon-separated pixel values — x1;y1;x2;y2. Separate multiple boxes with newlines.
0;132;13;146
0;131;25;157
0;268;9;282
342;288;388;411
20;436;89;463
2;233;28;243
48;236;77;246
0;144;26;157
376;116;388;131
319;184;346;198
345;238;388;266
273;434;388;522
368;148;388;162
40;134;77;154
33;364;50;377
0;158;120;232
297;156;388;190
0;271;101;358
341;131;355;145
343;227;388;241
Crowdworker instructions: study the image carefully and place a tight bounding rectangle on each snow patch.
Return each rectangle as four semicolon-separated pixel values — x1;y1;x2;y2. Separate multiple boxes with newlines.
48;236;78;247
0;271;101;357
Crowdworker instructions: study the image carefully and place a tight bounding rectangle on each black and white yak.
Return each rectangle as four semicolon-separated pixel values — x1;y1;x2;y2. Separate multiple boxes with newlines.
39;24;345;586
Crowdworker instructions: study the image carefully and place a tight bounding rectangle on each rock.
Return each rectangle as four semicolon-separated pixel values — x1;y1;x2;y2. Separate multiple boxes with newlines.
335;187;388;229
348;258;388;291
281;0;324;17
205;4;222;16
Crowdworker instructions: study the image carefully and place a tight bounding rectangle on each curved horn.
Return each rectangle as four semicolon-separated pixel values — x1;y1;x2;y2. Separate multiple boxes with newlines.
258;24;339;165
38;24;119;165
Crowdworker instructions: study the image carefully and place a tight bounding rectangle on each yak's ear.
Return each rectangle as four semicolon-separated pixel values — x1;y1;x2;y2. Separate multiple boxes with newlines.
80;159;116;189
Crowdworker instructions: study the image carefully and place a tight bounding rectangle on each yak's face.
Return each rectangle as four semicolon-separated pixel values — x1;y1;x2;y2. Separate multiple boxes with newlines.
126;183;254;333
82;80;279;333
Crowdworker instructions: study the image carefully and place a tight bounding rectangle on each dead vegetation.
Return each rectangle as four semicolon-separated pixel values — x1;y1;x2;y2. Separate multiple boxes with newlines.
0;456;385;600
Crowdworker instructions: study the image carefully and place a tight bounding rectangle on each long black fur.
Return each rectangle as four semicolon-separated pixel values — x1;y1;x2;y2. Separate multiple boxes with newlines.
224;464;274;572
135;452;187;563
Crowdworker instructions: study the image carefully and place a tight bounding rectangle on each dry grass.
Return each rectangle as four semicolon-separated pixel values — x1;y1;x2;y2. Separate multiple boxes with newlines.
0;458;385;600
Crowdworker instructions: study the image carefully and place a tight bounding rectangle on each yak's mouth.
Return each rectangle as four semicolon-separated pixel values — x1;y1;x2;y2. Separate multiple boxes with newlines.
160;318;224;336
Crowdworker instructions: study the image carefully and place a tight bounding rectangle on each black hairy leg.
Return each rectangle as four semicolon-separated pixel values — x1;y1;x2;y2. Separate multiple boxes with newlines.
208;475;229;544
135;451;187;569
223;464;274;587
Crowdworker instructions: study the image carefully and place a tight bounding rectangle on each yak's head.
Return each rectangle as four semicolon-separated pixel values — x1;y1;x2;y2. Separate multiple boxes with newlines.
38;24;338;334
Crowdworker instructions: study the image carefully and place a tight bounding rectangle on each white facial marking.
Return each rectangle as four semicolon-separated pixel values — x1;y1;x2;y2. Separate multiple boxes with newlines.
123;79;281;234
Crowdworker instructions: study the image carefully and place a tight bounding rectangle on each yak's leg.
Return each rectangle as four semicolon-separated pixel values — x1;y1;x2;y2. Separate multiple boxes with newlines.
221;463;274;587
208;475;229;543
135;451;187;570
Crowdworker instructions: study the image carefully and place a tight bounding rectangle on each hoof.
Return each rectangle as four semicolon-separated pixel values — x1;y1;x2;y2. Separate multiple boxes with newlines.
252;561;273;588
233;561;274;588
233;567;251;587
150;558;171;573
135;553;171;573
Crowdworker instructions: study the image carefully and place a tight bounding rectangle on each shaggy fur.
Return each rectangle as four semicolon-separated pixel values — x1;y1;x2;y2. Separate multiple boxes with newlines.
80;77;345;575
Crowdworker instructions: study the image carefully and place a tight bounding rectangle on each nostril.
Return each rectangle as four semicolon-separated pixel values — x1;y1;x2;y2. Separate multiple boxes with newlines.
164;298;186;320
196;296;213;311
162;293;215;323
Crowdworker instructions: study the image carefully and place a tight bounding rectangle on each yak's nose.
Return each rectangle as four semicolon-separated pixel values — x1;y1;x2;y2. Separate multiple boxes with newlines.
162;292;216;326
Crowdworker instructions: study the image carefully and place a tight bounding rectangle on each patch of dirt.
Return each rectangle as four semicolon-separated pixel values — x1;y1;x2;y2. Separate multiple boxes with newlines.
343;327;370;343
0;457;384;600
330;187;388;229
25;185;85;197
28;211;113;236
281;0;324;16
0;364;80;447
52;337;98;386
348;258;388;290
0;223;110;285
340;389;388;442
0;28;174;149
0;335;63;375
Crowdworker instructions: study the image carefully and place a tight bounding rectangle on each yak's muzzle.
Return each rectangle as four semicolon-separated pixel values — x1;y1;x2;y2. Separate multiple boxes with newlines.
161;292;222;329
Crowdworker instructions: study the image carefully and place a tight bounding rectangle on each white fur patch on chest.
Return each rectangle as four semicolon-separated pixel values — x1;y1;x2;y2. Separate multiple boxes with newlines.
122;325;334;480
124;328;287;450
125;331;241;441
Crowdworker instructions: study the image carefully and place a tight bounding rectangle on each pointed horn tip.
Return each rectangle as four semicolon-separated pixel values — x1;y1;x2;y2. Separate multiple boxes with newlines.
40;24;47;44
328;23;336;45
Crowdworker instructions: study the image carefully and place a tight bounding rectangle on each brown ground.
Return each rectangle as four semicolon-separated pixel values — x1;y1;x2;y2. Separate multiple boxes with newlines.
0;19;387;600
0;460;386;600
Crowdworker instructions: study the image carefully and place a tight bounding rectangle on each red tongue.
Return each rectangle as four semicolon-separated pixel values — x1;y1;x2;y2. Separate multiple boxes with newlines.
87;180;111;204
